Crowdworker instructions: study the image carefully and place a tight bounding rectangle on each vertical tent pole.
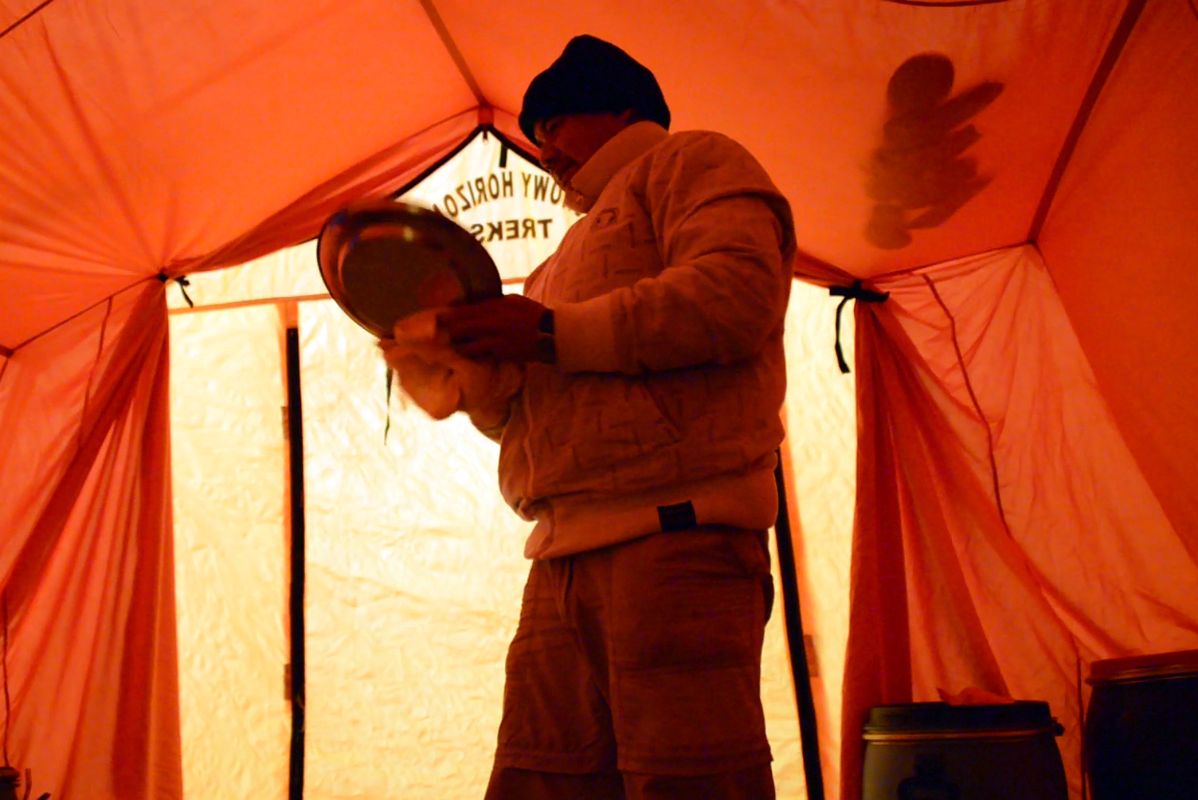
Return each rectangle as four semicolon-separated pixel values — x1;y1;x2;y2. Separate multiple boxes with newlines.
285;325;306;800
773;450;825;799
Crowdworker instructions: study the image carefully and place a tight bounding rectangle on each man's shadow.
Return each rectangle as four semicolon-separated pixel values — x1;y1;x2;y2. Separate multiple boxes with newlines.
865;53;1004;249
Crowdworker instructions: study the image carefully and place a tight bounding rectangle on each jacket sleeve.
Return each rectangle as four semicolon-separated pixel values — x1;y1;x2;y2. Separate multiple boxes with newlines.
466;258;552;440
552;133;796;375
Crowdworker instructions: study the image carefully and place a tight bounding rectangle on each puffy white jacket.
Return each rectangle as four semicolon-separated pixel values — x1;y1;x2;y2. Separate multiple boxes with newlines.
498;122;797;558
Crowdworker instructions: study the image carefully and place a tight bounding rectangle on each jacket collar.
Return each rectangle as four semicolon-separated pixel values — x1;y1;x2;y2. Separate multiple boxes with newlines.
565;121;669;212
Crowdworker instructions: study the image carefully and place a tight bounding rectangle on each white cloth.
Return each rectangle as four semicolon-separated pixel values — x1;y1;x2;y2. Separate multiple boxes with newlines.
378;309;523;429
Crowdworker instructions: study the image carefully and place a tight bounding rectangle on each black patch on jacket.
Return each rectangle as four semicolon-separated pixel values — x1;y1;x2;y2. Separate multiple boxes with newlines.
657;501;697;532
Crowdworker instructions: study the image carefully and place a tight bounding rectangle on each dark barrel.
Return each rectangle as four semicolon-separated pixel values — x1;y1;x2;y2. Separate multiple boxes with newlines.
1085;648;1198;800
862;701;1067;800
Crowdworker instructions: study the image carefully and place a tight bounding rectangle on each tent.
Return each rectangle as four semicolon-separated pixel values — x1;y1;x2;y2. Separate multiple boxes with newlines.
2;0;1196;797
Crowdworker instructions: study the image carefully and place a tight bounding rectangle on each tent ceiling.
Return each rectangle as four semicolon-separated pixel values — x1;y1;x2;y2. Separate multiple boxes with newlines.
0;0;1138;349
441;0;1128;269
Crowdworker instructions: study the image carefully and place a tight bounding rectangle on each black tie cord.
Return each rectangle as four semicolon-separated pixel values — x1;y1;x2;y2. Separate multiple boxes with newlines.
159;272;194;308
383;366;394;443
829;281;889;374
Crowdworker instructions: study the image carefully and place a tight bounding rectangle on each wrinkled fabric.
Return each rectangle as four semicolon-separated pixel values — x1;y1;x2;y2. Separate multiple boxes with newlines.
838;245;1198;800
0;283;180;799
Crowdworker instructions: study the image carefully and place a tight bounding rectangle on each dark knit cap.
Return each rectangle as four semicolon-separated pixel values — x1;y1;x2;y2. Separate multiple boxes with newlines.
519;35;671;142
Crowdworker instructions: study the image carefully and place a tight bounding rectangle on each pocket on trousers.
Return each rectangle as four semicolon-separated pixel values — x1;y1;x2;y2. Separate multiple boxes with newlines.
610;531;765;672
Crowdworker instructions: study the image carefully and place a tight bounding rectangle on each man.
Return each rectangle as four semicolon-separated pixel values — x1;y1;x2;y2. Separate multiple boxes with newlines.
417;35;796;799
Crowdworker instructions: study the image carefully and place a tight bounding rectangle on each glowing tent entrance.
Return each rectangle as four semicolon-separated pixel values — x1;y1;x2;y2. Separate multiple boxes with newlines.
167;131;857;798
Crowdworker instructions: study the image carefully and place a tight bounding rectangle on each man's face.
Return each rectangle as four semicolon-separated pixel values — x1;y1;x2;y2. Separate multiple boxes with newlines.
534;110;634;188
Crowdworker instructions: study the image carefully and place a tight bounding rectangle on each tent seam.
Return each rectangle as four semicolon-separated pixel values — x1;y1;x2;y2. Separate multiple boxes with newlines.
861;241;1030;283
921;274;1011;534
7;275;161;353
0;0;55;41
1027;0;1149;242
389;123;541;201
44;42;159;267
168;108;487;278
418;0;489;106
388;125;488;200
79;298;115;438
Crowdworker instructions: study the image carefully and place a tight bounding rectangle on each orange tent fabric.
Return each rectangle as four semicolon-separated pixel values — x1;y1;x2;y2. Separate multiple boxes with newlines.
2;1;1197;798
0;284;179;798
841;245;1198;799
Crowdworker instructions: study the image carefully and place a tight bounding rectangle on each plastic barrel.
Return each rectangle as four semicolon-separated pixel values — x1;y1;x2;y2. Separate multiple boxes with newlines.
862;701;1067;800
1085;648;1198;800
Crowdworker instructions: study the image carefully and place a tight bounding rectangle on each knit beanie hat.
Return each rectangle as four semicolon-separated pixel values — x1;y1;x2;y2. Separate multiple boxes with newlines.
519;35;671;142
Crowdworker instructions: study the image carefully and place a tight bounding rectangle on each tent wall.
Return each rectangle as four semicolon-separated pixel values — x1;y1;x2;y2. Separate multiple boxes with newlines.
170;306;291;797
839;244;1198;800
297;299;529;797
1039;0;1198;555
448;0;1131;275
0;284;180;798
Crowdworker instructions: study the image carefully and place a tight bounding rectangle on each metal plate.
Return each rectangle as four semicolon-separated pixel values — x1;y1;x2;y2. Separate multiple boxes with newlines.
317;200;502;338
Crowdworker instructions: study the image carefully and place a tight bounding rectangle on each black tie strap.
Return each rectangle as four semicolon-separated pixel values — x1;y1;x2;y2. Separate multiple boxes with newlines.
384;365;394;443
159;272;195;308
829;281;889;374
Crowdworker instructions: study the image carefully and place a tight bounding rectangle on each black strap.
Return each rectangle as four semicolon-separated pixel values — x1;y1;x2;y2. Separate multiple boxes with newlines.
829;281;889;374
657;501;698;532
383;366;394;443
159;272;195;308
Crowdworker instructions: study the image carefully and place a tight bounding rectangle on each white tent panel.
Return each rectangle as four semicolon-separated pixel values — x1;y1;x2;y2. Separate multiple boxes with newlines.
400;131;584;282
782;288;858;792
170;305;291;798
166;279;853;798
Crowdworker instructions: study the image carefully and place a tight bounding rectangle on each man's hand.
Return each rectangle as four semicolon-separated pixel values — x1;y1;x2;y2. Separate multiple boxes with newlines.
438;295;555;363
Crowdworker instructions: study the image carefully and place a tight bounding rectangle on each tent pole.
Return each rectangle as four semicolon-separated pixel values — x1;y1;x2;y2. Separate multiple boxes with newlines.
285;325;307;800
773;449;825;799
